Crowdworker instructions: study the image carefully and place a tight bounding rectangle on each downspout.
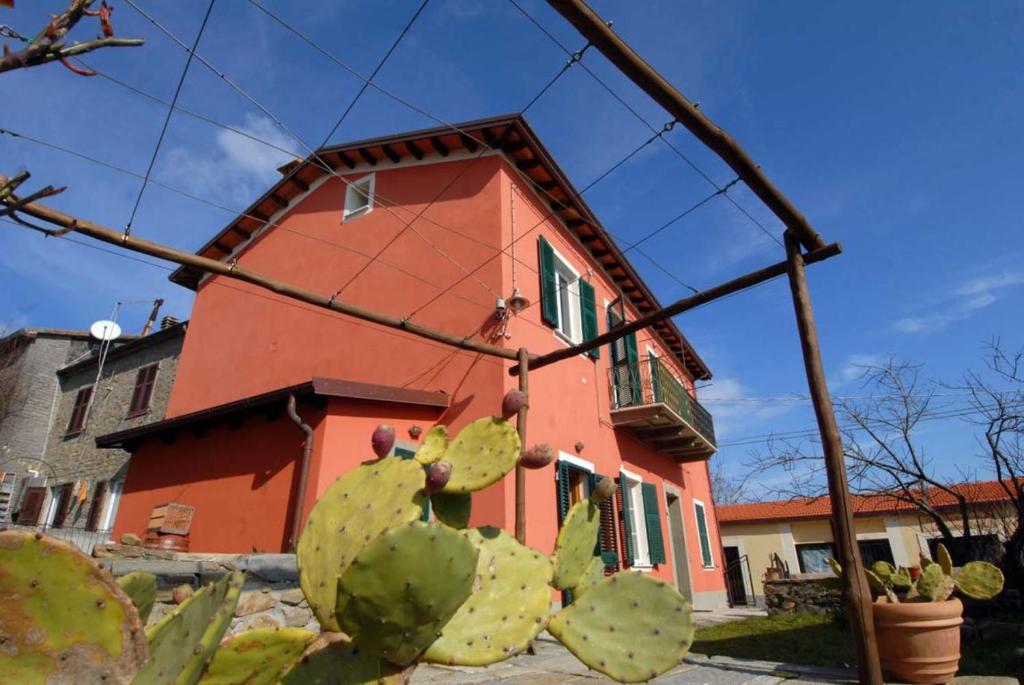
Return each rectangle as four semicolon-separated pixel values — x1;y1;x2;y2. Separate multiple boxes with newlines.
286;394;314;552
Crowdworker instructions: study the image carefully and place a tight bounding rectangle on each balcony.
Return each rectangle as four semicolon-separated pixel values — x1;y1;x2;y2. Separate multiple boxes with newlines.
607;357;717;461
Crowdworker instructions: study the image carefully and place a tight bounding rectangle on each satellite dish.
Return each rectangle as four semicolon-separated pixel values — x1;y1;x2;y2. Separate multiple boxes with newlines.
90;320;122;342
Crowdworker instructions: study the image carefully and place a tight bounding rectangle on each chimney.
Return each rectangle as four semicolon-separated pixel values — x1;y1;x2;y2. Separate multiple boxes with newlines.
160;315;181;331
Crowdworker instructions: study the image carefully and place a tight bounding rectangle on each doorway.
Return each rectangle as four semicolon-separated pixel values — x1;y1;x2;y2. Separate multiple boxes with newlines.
723;545;748;606
665;491;692;599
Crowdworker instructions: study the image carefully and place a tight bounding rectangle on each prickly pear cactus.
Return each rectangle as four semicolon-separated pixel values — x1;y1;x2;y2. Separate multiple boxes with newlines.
936;543;954;576
277;633;412;684
415;425;449;465
548;572;695;684
440;416;521;493
915;563;955;602
572;556;606;599
423;527;553;666
0;530;148;685
431;491;472;529
118;570;158;623
871;560;896;579
135;570;245;685
297;456;426;630
198;627;314;685
954;561;1004;600
336;521;478;665
551;498;601;590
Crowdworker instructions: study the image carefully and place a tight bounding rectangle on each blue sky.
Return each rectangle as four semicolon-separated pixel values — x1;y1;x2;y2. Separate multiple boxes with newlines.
2;1;1022;496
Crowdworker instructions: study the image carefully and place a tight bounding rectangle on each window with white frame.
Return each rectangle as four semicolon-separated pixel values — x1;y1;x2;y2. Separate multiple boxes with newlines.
552;256;582;342
620;470;651;567
343;174;374;222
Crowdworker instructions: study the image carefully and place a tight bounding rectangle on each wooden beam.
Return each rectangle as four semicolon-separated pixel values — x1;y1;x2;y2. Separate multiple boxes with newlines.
458;132;479;153
230;226;252;240
536;179;558;191
511;242;842;374
404;140;424;160
518;159;542;171
3;181;524;364
503;140;528;153
212;241;233;254
246;209;269;223
783;230;882;684
290;176;310;193
380;144;400;164
430;136;449;157
335;150;356;169
357;148;377;166
270;194;288;208
515;347;529;544
545;0;825;253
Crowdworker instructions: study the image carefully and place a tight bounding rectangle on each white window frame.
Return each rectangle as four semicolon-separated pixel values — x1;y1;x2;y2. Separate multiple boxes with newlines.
100;480;124;531
342;174;375;222
547;243;582;344
620;467;651;568
693;498;715;569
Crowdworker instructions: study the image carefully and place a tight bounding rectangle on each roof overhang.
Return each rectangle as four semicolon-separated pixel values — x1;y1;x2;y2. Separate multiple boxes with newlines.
168;114;711;380
95;376;449;451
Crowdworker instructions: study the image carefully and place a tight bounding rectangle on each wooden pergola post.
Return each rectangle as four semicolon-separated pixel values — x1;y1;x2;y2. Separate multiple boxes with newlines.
514;347;529;544
784;230;882;685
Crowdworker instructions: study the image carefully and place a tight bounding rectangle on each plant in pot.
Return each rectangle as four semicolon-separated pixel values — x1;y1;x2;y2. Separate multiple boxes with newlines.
828;545;1004;684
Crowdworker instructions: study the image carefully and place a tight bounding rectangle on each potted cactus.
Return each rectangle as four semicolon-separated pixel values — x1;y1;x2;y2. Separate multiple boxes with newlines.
829;546;1004;684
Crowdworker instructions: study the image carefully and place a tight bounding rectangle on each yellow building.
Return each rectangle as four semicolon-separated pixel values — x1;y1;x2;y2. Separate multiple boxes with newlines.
716;480;1016;606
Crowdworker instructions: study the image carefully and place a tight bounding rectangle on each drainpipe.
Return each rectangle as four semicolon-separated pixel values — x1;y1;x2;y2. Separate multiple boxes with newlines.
286;394;314;552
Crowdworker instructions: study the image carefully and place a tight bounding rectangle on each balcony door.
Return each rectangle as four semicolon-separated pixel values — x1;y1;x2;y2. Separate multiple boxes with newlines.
608;304;640;407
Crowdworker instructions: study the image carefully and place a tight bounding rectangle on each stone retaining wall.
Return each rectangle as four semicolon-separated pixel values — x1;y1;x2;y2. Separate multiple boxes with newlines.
763;576;842;616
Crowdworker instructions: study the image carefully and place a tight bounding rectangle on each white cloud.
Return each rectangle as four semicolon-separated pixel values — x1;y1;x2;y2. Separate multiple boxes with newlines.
832;353;884;387
699;376;795;439
893;268;1024;334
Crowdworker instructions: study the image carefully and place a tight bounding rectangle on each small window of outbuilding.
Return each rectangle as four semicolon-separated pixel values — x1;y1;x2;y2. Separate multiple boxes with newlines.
343;174;374;222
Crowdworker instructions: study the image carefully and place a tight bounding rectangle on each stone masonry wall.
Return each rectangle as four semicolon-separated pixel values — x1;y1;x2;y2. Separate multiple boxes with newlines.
763;576;842;616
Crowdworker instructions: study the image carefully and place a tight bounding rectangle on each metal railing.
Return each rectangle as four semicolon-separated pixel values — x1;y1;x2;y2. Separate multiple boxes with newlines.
724;553;757;607
5;524;113;555
607;356;716;447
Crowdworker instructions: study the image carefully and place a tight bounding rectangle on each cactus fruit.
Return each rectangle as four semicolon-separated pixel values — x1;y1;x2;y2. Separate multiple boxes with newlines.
278;633;411;684
0;530;148;684
198;627;314;685
414;425;449;465
432;491;471;529
135;570;245;685
915;563;955;602
548;572;695;684
336;521;479;665
519;443;554;470
118;570;158;623
936;543;954;576
440;416;521;493
573;556;606;598
501;389;528;417
423;527;553;666
423;460;453;495
297;457;426;631
954;561;1004;600
590;477;616;504
371;424;396;458
551;499;601;590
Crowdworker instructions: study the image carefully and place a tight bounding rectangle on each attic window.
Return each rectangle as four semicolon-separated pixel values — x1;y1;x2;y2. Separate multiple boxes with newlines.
343;174;374;222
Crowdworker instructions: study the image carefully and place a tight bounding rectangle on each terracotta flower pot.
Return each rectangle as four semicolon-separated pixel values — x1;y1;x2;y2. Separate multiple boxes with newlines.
873;598;963;684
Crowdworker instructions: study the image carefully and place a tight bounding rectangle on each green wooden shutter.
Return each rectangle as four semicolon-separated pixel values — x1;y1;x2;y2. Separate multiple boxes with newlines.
695;501;713;567
641;483;666;564
579;279;599;359
649;352;662;402
617;478;636;566
538;237;558;327
557;461;574;606
593;474;619;567
625;332;641;405
396;447;430;522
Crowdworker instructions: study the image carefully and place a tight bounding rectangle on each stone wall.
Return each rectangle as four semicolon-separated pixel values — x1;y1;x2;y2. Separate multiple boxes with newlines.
763;576;842;616
97;548;318;634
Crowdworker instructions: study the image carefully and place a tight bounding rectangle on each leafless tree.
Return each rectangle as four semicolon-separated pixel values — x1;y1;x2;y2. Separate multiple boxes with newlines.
711;458;751;505
0;0;142;76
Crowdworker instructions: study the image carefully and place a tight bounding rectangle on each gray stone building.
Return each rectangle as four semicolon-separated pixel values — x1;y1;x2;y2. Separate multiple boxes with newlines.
0;320;186;551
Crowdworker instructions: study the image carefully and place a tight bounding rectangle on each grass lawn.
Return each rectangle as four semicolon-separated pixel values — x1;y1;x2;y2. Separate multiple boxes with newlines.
692;613;1022;682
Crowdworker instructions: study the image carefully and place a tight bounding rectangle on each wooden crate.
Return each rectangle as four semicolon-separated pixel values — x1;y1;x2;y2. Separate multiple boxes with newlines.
147;503;195;535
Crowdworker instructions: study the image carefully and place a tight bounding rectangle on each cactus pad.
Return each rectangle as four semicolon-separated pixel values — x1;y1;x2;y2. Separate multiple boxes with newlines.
431;491;472;529
548;572;694;683
118;570;158;623
551;499;601;590
440;416;521;493
278;633;410;684
297;456;426;630
423;527;553;666
198;627;314;685
336;521;478;665
915;563;955;602
135;570;245;685
573;557;606;598
415;425;449;465
889;567;913;590
936;543;954;576
871;560;896;579
0;530;148;685
954;561;1004;600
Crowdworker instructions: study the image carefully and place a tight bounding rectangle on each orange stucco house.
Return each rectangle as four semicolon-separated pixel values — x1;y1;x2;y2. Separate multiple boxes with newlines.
98;114;728;610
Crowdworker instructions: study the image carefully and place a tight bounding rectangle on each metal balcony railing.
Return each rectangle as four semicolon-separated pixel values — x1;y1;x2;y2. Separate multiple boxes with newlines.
4;524;113;555
608;356;716;450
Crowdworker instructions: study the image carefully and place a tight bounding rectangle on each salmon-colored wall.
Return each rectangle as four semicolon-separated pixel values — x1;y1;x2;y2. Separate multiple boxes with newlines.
114;405;326;553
